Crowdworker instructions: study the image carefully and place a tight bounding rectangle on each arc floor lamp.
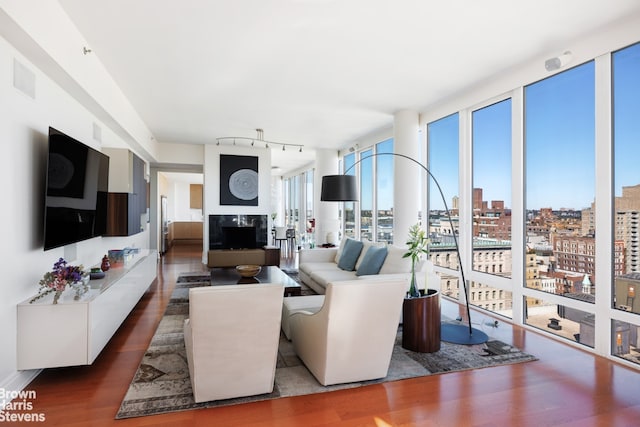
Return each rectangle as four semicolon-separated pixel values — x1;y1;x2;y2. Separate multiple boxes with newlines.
320;152;488;345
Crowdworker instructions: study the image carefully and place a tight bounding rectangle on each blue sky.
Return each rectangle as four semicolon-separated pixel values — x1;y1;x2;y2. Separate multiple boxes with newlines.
614;42;640;196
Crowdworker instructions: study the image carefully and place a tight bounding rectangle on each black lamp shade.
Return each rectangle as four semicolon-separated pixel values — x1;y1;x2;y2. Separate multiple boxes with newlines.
320;175;359;201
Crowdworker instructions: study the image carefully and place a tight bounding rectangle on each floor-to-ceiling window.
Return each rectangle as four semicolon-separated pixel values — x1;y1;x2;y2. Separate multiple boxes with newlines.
336;37;640;367
340;140;394;242
376;139;394;243
469;99;514;316
472;99;512;277
360;149;373;241
524;61;596;346
305;169;314;245
427;114;462;300
283;168;314;247
612;42;640;365
427;114;460;274
343;153;356;239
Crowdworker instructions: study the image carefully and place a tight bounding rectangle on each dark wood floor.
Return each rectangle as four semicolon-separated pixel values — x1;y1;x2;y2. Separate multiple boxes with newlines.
22;244;640;426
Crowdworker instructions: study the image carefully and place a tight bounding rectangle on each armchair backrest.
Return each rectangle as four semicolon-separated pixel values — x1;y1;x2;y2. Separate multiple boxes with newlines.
322;279;405;357
186;283;283;402
290;278;407;385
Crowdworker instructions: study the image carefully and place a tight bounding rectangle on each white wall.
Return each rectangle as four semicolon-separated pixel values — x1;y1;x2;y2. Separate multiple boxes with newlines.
157;142;204;165
171;181;203;221
0;1;158;161
0;29;150;395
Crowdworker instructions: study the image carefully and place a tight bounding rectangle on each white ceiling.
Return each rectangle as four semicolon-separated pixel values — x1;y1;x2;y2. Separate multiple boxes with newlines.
58;0;640;173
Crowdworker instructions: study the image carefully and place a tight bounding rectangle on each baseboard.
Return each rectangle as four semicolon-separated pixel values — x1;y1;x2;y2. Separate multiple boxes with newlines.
0;369;41;409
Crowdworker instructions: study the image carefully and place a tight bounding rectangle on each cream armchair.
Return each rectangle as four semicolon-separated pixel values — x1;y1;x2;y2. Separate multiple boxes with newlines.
288;279;406;386
184;283;283;403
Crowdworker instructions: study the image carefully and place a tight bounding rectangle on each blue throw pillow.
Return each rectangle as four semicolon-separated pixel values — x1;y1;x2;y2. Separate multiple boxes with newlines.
337;238;364;271
355;246;388;276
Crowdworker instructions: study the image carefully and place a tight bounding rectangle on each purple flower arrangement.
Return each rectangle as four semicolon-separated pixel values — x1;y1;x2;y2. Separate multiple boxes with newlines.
30;258;86;304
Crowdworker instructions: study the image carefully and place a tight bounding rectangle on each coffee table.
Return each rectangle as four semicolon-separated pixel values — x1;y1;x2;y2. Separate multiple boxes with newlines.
210;266;302;297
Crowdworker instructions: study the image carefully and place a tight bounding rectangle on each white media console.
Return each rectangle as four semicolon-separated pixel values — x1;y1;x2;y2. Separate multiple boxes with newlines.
17;250;158;370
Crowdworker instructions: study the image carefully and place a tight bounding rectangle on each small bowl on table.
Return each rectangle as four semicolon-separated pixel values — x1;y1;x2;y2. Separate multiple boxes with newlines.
236;264;262;278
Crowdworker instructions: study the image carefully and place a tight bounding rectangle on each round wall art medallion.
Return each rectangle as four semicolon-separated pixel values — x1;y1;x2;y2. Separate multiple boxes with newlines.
229;169;259;200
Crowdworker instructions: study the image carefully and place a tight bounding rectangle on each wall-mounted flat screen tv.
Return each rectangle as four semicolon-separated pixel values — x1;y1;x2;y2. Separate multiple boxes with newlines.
43;127;110;250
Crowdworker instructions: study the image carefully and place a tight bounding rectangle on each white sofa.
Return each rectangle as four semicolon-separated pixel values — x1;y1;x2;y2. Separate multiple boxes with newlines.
298;238;419;295
184;283;283;403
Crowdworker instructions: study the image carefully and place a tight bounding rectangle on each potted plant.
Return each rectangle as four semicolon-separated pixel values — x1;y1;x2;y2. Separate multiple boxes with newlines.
403;223;430;298
402;224;441;353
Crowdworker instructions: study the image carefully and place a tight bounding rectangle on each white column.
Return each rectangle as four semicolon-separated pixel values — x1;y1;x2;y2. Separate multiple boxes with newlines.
314;149;340;245
393;110;421;246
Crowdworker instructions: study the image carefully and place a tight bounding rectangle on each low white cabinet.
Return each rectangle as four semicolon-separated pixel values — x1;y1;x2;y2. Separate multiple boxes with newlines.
17;250;157;370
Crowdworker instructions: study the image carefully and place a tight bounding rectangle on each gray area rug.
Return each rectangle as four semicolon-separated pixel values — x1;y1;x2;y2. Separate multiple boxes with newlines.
115;273;537;419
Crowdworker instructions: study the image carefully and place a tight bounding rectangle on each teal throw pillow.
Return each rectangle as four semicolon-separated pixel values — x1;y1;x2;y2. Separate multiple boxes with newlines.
355;246;388;276
337;238;364;271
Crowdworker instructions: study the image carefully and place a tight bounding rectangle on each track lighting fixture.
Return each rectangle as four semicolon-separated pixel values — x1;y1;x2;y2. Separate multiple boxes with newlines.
215;129;304;152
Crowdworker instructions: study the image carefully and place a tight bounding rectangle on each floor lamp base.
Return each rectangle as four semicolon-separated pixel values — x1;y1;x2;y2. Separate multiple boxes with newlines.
441;323;489;345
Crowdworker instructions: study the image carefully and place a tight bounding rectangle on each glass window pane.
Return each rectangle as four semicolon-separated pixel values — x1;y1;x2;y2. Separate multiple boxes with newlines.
524;62;595;302
376;139;394;244
468;280;513;319
344;153;356;239
360;149;373;241
525;295;594;348
428;113;460;271
472;99;512;278
613;42;640;315
305;169;313;222
611;318;640;366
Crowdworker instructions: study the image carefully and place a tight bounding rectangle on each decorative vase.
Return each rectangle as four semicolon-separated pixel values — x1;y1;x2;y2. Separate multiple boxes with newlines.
408;270;420;298
101;255;110;272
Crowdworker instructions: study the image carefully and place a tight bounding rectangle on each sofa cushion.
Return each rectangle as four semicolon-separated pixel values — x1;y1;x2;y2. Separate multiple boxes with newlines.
354;241;386;271
310;269;358;289
337;238;364;271
378;245;412;275
356;246;388;276
334;238;349;263
299;262;339;276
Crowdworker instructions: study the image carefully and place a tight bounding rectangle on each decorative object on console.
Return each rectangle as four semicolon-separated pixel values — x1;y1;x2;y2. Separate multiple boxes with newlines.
320;152;489;345
403;223;430;298
89;267;105;280
236;264;262;278
101;255;110;271
220;154;259;206
30;258;87;304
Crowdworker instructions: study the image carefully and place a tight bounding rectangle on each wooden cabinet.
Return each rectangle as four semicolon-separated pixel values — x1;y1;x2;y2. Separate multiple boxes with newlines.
103;149;147;236
171;221;203;244
263;246;281;267
190;184;203;209
17;251;157;369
